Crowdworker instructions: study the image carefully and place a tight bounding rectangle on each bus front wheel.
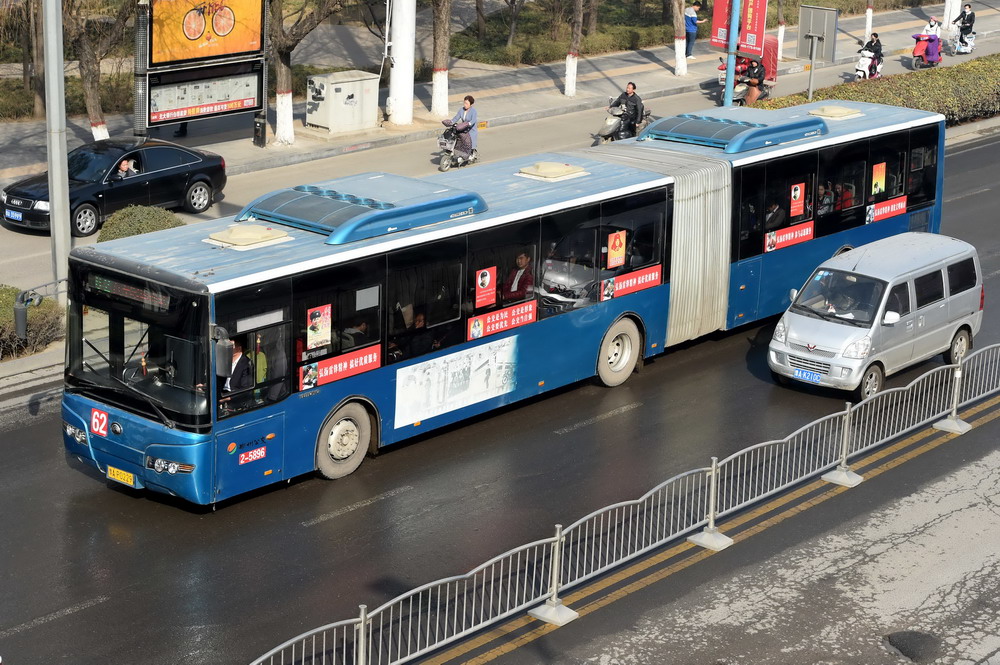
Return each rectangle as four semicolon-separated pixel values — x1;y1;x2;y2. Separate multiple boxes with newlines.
597;318;641;387
316;403;370;479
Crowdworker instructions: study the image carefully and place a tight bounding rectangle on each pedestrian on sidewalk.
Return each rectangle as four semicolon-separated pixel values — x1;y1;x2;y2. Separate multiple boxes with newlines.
685;2;707;59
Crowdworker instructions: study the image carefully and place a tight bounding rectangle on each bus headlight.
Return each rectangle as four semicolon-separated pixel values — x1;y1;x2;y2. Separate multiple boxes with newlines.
772;319;787;344
146;456;195;475
63;422;87;444
843;336;872;359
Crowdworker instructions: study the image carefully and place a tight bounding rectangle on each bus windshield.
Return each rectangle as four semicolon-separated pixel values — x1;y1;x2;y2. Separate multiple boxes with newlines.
66;263;210;429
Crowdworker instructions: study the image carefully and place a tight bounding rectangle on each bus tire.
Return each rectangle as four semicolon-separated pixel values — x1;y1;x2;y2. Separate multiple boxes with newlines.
597;318;641;387
315;402;370;479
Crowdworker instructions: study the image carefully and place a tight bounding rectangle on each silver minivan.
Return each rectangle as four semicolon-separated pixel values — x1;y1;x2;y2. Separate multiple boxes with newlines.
768;233;984;400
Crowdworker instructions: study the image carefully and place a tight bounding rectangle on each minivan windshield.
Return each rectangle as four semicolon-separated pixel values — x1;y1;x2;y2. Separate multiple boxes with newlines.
791;268;887;326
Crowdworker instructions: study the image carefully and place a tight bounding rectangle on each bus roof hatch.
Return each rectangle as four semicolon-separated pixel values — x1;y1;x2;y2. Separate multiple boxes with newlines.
641;113;829;153
234;172;488;245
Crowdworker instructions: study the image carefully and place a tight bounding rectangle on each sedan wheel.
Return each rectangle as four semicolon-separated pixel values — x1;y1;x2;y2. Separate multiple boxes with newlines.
184;181;212;213
71;203;100;237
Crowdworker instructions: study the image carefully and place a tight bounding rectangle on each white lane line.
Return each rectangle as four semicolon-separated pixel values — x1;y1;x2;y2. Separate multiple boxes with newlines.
943;185;994;203
0;595;111;639
554;402;643;435
302;486;414;527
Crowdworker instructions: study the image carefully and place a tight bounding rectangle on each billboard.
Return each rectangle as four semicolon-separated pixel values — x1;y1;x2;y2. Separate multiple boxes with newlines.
150;0;265;68
709;0;771;56
147;59;264;126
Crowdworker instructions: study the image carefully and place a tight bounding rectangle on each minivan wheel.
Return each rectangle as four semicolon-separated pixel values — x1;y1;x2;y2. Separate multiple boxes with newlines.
945;329;972;365
853;364;884;401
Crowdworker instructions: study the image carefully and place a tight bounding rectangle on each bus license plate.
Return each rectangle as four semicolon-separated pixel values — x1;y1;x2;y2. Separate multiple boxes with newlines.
4;209;23;221
793;369;823;384
107;465;135;487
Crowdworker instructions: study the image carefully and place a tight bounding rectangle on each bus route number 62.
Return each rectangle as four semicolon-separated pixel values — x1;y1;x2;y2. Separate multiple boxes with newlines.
90;408;109;437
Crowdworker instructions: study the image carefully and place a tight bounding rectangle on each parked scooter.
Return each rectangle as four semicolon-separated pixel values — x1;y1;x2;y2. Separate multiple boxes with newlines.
595;96;651;144
912;33;942;68
438;119;478;171
855;48;883;79
953;30;976;54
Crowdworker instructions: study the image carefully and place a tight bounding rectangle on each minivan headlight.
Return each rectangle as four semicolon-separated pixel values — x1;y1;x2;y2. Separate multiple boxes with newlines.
772;319;787;344
843;336;871;359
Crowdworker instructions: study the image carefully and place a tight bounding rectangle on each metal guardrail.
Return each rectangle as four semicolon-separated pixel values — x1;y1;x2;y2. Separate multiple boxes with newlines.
251;343;1000;665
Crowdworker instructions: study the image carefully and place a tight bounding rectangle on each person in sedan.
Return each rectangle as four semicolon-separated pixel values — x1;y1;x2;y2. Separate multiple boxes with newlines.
114;159;137;179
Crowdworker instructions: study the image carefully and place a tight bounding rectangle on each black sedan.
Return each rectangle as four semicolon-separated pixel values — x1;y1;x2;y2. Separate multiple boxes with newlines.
0;138;227;237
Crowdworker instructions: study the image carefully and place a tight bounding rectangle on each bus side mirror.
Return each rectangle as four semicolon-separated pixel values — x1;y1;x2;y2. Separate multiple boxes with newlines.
882;311;901;325
216;338;234;377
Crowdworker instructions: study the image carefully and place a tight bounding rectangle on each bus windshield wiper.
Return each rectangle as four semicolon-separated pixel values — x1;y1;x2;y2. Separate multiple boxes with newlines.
70;365;175;430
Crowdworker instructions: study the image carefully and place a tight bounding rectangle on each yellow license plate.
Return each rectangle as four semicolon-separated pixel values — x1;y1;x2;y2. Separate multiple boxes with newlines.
107;465;135;487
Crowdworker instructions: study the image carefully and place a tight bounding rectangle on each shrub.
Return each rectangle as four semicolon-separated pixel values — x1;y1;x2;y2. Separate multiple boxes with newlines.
97;205;185;243
0;285;63;362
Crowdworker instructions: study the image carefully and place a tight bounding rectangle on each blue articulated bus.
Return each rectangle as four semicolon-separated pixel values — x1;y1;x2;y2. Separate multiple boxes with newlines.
61;101;945;504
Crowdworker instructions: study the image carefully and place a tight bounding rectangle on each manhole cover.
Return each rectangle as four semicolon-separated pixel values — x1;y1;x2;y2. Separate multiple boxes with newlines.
885;630;941;663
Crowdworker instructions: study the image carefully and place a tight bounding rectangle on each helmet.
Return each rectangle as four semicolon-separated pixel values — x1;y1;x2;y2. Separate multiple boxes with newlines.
930;15;938;21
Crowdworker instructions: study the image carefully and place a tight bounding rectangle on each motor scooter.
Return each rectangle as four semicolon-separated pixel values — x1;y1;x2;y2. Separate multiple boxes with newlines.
855;48;883;79
718;56;774;105
912;33;942;68
595;96;651;144
438;119;478;171
953;30;976;54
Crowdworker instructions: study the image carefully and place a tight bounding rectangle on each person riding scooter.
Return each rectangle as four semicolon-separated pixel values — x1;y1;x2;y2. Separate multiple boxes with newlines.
740;58;767;105
920;16;942;38
953;4;976;51
859;32;884;77
608;82;644;136
912;32;942;67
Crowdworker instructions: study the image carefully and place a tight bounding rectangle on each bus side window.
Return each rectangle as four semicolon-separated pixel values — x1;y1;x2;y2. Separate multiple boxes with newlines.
816;142;866;237
735;164;765;260
764;152;816;234
387;238;465;363
907;125;939;207
538;204;600;318
869;131;908;204
468;219;540;313
600;188;665;276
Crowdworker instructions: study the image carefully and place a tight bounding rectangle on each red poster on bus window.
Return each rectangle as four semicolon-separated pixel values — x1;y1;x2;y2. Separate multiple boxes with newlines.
764;221;814;253
709;0;732;49
789;182;805;217
607;231;626;269
872;162;887;196
599;265;662;301
467;301;537;341
299;346;382;390
739;0;768;57
475;266;497;308
871;196;907;222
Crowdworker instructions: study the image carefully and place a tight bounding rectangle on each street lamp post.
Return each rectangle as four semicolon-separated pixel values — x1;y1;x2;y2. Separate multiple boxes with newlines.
42;0;71;302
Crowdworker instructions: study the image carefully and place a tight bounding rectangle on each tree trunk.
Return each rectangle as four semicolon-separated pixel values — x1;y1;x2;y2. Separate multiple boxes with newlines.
586;0;598;35
506;0;526;47
476;0;487;39
565;0;583;97
661;0;669;25
273;49;295;146
77;45;109;140
31;0;44;117
431;0;452;116
672;0;687;76
776;0;785;61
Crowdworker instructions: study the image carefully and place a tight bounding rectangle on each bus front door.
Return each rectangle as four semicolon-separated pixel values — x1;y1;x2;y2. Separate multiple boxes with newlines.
728;257;761;328
214;413;286;501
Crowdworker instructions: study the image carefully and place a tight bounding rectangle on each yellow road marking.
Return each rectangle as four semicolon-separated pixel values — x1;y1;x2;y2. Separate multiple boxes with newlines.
426;394;1000;664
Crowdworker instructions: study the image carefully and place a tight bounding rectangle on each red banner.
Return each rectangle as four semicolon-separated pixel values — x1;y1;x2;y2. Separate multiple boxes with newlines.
467;301;537;341
709;0;732;49
738;0;768;57
300;346;381;390
872;196;907;222
600;265;662;301
765;222;814;253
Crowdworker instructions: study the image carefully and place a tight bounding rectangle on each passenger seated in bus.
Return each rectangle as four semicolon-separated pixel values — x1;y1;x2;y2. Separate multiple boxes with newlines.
817;182;834;215
224;338;254;393
834;183;855;210
343;318;369;346
764;200;787;231
501;251;534;302
388;310;439;361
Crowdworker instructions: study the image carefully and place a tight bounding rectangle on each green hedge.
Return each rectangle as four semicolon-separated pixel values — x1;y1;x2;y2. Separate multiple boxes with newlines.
0;285;63;361
759;54;1000;125
97;205;185;243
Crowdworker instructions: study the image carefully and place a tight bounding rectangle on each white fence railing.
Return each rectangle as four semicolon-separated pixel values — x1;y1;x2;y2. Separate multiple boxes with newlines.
251;343;1000;665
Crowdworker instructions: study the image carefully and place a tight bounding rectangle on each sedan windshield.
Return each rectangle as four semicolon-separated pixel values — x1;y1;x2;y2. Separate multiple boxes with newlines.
791;268;887;326
67;144;123;182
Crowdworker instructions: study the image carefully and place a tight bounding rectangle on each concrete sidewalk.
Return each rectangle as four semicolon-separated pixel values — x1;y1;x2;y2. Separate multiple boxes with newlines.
0;2;997;188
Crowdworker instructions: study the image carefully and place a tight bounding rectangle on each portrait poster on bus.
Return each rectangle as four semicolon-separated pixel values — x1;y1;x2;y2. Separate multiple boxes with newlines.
872;162;886;195
607;231;626;269
790;183;805;217
307;304;331;350
475;266;497;308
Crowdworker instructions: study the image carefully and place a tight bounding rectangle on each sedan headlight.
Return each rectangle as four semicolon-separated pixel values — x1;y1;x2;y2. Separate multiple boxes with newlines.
0;190;6;203
843;336;872;359
772;319;787;344
34;200;50;211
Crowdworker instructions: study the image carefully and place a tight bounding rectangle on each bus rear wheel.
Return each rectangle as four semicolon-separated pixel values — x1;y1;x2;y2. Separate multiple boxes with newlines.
316;403;370;479
597;318;641;387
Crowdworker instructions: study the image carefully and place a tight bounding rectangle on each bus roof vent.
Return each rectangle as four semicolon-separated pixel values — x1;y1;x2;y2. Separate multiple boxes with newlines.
518;161;587;181
234;173;488;245
640;112;829;153
208;224;288;246
808;105;863;120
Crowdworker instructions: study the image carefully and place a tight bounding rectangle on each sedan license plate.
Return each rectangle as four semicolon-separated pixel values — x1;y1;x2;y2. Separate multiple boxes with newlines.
4;208;23;221
107;465;135;487
793;368;823;384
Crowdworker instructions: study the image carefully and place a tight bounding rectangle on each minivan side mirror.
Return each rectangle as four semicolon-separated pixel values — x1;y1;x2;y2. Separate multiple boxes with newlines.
789;288;798;302
882;311;901;325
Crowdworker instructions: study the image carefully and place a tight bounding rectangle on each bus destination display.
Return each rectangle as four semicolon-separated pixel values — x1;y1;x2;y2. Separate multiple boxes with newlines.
87;274;171;309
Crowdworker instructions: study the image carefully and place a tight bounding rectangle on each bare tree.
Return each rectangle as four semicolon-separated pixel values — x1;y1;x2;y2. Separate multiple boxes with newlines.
62;0;135;141
475;0;486;39
585;0;598;35
776;0;786;60
671;0;687;76
0;0;43;116
564;0;583;96
29;0;43;117
430;0;452;116
504;0;527;47
269;0;345;145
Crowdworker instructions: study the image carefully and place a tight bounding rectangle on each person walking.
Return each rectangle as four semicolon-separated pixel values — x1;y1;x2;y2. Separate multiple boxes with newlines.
685;2;707;59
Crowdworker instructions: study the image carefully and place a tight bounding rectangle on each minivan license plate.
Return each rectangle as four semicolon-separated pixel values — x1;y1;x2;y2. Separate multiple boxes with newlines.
793;369;823;383
4;208;23;221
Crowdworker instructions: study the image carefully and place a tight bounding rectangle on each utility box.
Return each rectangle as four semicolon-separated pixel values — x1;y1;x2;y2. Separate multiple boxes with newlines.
306;70;381;134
